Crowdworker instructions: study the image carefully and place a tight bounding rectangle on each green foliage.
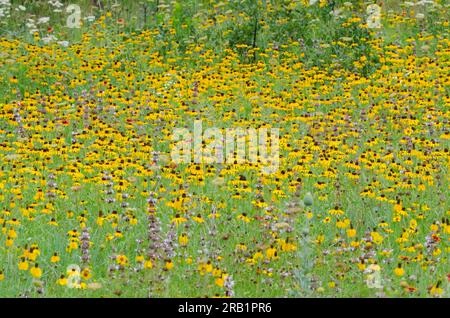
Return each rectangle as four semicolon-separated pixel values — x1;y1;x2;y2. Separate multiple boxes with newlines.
0;1;447;77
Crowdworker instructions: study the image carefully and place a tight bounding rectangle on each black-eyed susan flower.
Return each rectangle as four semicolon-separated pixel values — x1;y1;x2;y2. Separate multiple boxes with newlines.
18;259;29;271
57;275;67;286
30;264;42;278
50;253;60;263
165;260;174;270
116;255;128;266
394;264;405;277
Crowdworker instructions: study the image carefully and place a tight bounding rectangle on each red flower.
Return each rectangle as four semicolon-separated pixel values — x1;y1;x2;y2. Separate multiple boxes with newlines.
431;234;440;242
407;286;417;293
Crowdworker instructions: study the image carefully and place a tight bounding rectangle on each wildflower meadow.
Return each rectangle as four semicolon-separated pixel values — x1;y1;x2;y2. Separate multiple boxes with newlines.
0;0;448;298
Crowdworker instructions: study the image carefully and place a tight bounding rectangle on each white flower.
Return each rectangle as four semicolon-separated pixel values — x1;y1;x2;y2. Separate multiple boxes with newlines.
37;17;50;24
84;16;96;22
42;34;57;44
18;5;26;11
48;0;64;8
416;13;425;20
0;0;11;6
417;0;435;5
57;40;69;47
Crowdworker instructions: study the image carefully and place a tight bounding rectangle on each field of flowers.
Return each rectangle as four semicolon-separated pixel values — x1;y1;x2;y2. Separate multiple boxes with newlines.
0;0;448;298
